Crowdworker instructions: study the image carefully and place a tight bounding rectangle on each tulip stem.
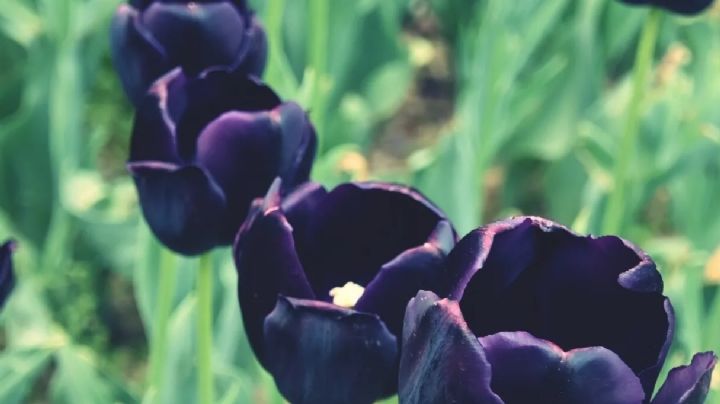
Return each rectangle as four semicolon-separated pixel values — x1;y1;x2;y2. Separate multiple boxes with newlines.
148;247;177;403
308;0;330;153
197;253;214;404
602;8;662;235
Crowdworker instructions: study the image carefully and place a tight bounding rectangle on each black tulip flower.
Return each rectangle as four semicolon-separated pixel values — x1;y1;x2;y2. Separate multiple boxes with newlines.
618;0;714;15
129;68;316;255
111;0;267;105
1;240;16;308
399;216;717;404
233;180;456;404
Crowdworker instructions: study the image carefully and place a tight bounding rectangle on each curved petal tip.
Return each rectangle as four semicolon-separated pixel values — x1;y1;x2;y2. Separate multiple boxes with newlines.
263;296;397;404
653;352;717;404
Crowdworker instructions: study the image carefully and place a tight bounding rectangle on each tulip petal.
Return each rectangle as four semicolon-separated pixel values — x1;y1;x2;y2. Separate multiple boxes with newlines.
195;111;282;242
174;72;280;160
281;182;328;223
618;0;713;15
274;102;317;189
0;240;16;308
355;220;454;337
288;183;450;300
652;352;717;404
446;216;671;395
129;73;184;164
128;162;226;255
234;202;315;366
141;2;246;75
263;296;397;404
399;291;502;404
110;4;169;105
479;332;645;404
230;14;267;77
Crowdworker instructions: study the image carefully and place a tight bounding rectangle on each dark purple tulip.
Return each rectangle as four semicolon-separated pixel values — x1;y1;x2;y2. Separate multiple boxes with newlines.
1;240;16;308
129;68;316;255
399;216;717;404
111;0;267;105
233;180;456;404
618;0;713;15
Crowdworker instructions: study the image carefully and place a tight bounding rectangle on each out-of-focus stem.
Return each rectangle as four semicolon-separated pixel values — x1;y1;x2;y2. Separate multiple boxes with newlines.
308;0;330;153
197;253;214;404
602;8;662;235
266;0;286;38
147;247;177;403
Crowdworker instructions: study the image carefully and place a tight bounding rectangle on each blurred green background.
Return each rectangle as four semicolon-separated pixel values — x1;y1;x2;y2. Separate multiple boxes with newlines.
1;0;720;402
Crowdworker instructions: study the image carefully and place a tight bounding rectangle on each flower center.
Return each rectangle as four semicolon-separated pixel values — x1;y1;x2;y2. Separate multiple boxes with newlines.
329;282;365;308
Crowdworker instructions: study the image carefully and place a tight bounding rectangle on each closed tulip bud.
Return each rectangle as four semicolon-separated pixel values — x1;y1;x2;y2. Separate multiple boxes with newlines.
110;0;267;105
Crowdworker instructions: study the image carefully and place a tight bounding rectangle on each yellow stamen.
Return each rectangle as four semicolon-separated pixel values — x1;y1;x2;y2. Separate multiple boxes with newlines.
329;282;365;308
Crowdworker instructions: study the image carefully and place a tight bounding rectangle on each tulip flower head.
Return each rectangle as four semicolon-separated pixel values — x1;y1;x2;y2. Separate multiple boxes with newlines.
129;69;316;255
111;0;267;104
1;240;16;309
399;217;717;404
234;180;456;404
618;0;714;15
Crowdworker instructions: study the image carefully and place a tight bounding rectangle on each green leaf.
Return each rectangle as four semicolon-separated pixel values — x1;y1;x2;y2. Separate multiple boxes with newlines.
0;348;52;404
50;345;137;404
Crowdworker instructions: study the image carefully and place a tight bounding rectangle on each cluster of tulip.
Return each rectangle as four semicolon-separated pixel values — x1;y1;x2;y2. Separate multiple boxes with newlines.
6;0;711;403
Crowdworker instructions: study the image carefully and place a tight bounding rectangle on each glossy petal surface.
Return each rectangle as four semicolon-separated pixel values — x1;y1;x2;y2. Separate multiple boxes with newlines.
399;291;501;404
263;297;397;404
0;240;15;308
273;102;317;188
111;0;266;105
174;71;279;160
285;182;450;300
141;2;245;75
355;220;454;338
128;162;226;255
618;0;713;15
653;352;718;404
110;4;168;104
479;332;645;404
445;216;671;395
195;111;281;241
234;194;315;364
130;69;316;255
129;74;183;164
234;182;453;403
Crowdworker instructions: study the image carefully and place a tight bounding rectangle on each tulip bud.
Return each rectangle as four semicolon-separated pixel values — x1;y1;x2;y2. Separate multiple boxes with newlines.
110;0;267;105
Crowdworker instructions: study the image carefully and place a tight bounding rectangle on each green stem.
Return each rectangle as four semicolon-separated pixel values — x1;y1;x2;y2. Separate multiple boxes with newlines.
147;248;177;402
602;8;662;235
264;0;297;96
266;0;286;43
197;253;214;404
308;0;330;153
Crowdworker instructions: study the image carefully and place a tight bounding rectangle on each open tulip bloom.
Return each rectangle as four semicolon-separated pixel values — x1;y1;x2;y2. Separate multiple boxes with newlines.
399;216;716;404
618;0;714;15
1;240;16;309
111;0;267;104
128;68;316;255
233;180;456;404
